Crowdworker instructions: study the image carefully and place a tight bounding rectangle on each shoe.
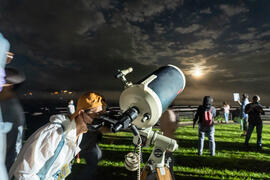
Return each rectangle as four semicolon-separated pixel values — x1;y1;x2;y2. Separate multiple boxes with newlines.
244;143;250;150
257;146;262;151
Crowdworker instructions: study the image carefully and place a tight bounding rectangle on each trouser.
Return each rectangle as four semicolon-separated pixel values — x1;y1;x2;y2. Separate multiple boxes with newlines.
198;124;215;156
240;115;248;131
224;113;229;123
245;122;263;147
75;144;102;180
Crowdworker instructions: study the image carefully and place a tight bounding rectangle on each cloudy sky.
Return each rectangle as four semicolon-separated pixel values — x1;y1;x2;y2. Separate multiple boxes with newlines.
1;0;270;105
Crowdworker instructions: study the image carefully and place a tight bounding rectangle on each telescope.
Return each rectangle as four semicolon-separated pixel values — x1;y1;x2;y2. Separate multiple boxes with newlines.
112;64;185;132
90;64;185;133
90;64;186;178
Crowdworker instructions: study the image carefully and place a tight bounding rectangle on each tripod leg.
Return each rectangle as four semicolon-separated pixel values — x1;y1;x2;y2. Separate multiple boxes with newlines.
156;167;172;180
141;167;149;180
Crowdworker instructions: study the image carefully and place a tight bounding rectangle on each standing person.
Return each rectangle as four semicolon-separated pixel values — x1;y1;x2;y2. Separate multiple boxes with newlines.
0;33;13;180
0;67;25;171
76;126;104;180
244;95;264;150
75;95;109;180
237;93;249;136
9;92;106;180
67;99;75;115
193;96;216;156
223;102;230;124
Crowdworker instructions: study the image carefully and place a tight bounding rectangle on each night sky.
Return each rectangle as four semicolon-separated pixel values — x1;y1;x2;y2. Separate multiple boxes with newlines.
1;0;270;106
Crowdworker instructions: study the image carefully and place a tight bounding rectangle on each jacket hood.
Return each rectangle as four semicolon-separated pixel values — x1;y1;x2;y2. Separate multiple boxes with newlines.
49;114;69;123
49;114;72;131
203;96;213;109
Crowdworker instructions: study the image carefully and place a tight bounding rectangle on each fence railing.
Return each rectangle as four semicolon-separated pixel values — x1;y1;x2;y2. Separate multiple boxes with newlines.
28;105;270;121
170;106;270;121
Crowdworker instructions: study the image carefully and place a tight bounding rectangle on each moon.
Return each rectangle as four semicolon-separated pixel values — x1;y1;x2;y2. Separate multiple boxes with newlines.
193;69;202;77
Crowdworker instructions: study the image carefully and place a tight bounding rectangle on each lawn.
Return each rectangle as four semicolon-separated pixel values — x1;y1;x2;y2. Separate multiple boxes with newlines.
69;123;270;180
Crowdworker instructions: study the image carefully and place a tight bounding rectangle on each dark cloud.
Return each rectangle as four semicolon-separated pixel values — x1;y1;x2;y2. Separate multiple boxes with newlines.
0;0;270;105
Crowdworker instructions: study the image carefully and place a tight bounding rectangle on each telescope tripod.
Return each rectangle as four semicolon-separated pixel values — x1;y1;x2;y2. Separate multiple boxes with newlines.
141;165;172;180
130;128;177;180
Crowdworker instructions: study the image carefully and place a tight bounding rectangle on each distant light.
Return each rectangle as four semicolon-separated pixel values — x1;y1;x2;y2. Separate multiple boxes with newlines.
29;92;33;96
193;69;202;78
63;90;68;93
68;92;72;94
54;91;59;95
32;112;43;116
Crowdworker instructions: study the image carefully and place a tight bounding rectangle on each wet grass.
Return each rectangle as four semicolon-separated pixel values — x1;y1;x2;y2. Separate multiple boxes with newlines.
69;123;270;180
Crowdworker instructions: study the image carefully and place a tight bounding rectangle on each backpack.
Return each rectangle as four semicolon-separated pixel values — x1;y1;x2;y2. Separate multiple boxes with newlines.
202;106;213;127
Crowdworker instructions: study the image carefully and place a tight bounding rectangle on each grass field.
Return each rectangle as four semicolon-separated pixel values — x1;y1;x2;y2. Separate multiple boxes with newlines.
69;123;270;180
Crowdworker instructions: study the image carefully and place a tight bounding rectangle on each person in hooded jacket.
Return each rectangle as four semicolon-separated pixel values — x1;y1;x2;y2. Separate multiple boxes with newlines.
193;96;216;156
9;92;106;180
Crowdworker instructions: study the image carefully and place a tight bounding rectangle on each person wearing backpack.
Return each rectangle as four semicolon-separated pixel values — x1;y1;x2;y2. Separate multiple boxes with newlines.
193;96;216;156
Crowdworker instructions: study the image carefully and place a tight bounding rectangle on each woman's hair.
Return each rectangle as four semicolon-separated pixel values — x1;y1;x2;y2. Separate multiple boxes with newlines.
242;93;249;99
70;92;107;120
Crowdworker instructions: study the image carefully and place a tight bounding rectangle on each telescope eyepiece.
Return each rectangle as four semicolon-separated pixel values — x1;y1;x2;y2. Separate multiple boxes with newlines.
111;107;139;133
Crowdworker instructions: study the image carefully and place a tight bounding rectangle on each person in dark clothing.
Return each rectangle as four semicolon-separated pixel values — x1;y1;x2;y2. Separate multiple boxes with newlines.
74;95;109;180
75;129;103;180
193;96;216;156
244;95;264;150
